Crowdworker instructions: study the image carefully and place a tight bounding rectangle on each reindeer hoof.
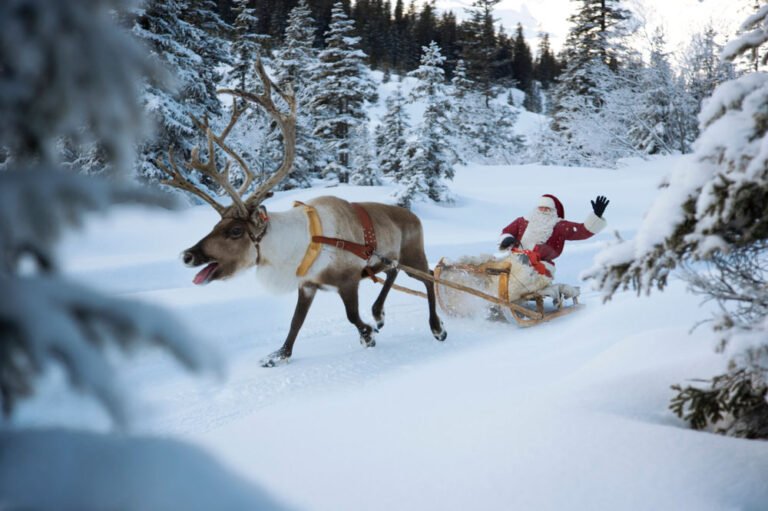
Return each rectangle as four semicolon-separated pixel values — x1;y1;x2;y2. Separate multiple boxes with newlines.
374;312;385;330
432;321;447;341
260;350;290;368
360;327;376;348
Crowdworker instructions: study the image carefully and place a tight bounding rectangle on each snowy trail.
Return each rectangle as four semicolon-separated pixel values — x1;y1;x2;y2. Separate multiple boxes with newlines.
36;158;768;510
47;158;671;437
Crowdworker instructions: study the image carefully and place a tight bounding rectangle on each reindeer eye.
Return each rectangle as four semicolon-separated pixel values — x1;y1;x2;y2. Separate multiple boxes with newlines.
229;225;245;239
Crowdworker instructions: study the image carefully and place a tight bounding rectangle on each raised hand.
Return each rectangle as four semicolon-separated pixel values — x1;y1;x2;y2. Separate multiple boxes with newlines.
499;236;518;251
591;195;609;217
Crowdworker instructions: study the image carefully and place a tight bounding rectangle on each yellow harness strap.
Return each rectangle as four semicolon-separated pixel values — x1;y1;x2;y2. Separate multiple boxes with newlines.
294;201;324;277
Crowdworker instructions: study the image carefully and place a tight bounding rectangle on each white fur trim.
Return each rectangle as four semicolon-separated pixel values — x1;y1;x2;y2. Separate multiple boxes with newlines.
584;212;607;233
498;233;515;245
538;196;556;210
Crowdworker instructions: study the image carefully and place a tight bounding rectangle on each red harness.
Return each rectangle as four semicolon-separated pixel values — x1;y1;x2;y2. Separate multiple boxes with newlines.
312;203;377;261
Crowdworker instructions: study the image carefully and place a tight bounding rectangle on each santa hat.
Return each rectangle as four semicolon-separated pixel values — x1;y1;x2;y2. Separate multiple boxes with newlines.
538;194;564;218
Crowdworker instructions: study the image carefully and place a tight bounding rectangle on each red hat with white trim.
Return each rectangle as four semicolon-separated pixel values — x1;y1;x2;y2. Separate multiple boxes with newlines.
538;194;564;218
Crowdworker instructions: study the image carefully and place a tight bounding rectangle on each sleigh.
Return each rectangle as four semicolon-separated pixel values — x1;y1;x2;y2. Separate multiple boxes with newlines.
433;253;582;326
373;252;582;327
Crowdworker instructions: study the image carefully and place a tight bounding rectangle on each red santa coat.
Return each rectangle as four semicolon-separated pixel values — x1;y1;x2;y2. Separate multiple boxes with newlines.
500;212;606;263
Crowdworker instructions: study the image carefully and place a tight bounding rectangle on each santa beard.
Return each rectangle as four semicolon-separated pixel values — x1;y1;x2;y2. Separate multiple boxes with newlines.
520;208;559;250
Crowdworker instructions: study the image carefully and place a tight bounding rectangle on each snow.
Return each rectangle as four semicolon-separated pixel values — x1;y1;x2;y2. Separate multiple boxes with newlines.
8;156;768;510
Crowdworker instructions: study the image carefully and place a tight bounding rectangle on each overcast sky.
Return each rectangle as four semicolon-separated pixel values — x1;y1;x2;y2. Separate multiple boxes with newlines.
431;0;746;55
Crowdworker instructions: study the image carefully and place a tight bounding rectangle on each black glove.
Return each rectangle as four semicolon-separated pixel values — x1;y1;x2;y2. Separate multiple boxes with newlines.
499;236;518;250
591;195;609;217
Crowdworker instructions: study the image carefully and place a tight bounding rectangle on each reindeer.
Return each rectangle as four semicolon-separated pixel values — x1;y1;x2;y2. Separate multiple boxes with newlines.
157;60;446;367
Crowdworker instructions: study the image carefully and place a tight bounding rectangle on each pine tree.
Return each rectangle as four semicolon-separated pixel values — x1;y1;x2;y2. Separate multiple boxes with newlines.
546;0;634;165
511;23;533;93
310;2;377;183
350;124;382;185
626;28;678;155
376;86;411;177
273;0;323;185
553;0;632;110
534;33;559;89
180;0;230;113
491;26;514;85
437;11;460;76
226;0;268;96
588;5;768;439
352;0;392;70
449;59;476;145
132;0;228;183
0;0;213;428
413;1;438;54
486;103;526;163
397;42;457;207
460;0;500;105
274;0;317;91
680;25;735;143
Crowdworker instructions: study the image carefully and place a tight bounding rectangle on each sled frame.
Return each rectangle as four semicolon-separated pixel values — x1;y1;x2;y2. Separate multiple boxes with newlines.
369;257;581;327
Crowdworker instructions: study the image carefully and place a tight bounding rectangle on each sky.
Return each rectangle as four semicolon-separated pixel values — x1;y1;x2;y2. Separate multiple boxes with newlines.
431;0;746;55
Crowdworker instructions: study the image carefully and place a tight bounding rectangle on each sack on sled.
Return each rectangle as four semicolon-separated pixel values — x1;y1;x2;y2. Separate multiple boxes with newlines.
434;252;554;318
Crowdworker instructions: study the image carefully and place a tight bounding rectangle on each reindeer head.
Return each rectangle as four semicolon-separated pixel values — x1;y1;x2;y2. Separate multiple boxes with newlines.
157;59;296;285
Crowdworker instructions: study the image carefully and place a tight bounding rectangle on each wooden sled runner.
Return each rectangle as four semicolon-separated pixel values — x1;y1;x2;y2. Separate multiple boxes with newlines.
369;255;582;327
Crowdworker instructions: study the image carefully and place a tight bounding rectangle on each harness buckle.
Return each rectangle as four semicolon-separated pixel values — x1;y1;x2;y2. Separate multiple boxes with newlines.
335;240;345;249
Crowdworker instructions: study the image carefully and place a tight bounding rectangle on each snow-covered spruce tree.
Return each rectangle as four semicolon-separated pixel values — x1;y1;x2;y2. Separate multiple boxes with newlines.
554;0;632;105
350;124;382;186
547;0;633;165
626;29;681;155
460;0;501;106
273;0;317;92
586;5;768;438
310;2;377;184
484;103;526;164
226;0;269;96
273;0;323;185
679;25;735;144
396;42;458;208
375;85;411;177
132;0;228;184
216;0;278;193
449;59;477;150
183;0;229;101
0;0;215;428
538;58;638;167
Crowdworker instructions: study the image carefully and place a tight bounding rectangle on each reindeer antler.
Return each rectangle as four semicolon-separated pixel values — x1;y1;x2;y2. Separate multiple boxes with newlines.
156;147;226;215
218;57;297;208
157;100;252;218
158;58;295;219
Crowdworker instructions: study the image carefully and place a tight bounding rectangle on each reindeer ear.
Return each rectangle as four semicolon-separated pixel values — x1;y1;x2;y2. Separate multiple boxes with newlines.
250;204;269;224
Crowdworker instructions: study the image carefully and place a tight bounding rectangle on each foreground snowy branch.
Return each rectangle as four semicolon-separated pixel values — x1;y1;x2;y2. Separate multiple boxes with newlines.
0;169;221;427
0;274;220;427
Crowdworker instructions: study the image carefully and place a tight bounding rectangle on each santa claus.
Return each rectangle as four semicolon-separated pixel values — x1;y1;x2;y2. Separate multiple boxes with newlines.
498;194;609;276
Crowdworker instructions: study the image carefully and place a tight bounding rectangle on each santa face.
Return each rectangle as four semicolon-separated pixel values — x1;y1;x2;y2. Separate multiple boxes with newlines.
521;207;559;249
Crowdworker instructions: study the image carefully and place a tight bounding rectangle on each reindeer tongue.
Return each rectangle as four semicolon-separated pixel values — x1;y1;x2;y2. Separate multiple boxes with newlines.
193;262;219;285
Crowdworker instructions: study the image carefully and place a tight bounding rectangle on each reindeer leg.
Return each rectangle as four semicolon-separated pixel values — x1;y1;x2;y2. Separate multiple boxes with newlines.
261;283;317;367
338;281;376;348
403;256;447;342
372;268;398;331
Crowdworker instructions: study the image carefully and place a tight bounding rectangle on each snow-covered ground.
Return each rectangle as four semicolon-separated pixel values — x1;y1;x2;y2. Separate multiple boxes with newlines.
11;156;768;510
